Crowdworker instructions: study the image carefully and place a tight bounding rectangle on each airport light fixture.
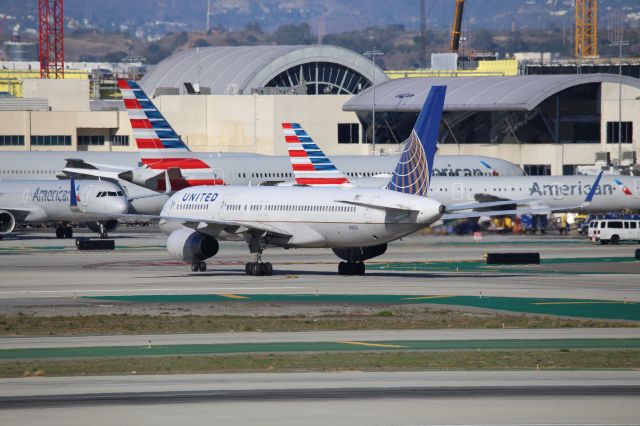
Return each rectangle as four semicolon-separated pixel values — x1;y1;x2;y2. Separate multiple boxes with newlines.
364;49;384;155
610;38;629;165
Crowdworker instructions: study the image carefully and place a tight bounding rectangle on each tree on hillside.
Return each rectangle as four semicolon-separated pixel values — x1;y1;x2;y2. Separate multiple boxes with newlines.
273;23;314;45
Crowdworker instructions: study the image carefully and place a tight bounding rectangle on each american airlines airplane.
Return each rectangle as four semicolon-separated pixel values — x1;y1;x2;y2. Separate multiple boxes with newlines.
159;86;589;276
280;124;640;213
0;177;128;239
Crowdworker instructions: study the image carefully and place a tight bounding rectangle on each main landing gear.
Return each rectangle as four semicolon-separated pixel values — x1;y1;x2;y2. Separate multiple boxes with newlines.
55;224;73;239
338;261;365;276
245;235;273;276
191;261;207;272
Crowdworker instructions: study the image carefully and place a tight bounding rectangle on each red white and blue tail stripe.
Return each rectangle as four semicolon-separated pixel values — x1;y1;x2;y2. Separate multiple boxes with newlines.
117;80;223;186
282;123;350;186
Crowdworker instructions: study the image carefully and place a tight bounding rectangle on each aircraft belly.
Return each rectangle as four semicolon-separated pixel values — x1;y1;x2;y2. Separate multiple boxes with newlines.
286;222;418;248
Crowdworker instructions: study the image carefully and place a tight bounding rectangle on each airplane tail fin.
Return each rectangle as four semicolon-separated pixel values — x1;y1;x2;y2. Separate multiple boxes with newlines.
386;85;446;197
282;123;350;186
117;80;210;168
69;176;80;212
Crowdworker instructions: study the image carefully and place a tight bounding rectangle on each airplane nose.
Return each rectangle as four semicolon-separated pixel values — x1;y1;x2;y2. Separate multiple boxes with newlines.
114;198;129;214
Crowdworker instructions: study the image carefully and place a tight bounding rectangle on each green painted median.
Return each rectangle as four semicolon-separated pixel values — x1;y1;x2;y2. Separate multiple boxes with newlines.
2;338;639;360
87;294;640;321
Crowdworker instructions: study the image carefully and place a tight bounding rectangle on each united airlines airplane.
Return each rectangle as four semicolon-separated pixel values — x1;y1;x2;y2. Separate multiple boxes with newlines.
159;86;581;276
0;177;128;239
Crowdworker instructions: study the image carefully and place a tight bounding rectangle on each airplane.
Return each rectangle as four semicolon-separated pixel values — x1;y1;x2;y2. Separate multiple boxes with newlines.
0;176;128;239
280;123;640;214
158;86;583;276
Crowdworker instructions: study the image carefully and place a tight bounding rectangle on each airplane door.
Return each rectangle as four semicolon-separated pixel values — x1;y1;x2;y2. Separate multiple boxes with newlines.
212;168;224;184
553;182;563;200
634;179;640;199
81;185;92;207
452;183;464;201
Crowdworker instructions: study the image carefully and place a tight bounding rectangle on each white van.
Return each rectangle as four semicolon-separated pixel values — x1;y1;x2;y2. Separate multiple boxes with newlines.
590;219;640;244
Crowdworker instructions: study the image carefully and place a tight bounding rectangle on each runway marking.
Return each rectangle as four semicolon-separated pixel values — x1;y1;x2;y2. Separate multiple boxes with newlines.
532;301;635;306
402;296;453;300
0;287;304;295
220;294;249;299
340;341;407;349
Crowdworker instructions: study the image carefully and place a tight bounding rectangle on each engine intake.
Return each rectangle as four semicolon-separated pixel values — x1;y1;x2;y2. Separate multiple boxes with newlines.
0;210;16;234
332;244;387;262
167;228;219;262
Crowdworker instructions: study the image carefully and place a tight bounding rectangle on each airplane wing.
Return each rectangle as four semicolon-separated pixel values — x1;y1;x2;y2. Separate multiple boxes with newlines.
445;199;536;212
161;215;292;238
63;167;125;180
0;206;32;221
335;195;420;213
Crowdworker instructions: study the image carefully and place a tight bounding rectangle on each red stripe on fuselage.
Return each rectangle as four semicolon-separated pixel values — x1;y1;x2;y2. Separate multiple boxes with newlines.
282;123;293;129
296;177;350;185
285;136;299;143
141;158;211;169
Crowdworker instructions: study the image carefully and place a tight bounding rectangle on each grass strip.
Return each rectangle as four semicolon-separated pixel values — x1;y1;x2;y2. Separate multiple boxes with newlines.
1;311;636;336
3;350;639;378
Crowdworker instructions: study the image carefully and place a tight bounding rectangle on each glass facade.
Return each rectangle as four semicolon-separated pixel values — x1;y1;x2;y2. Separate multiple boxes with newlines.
265;62;371;95
30;135;71;146
78;135;105;146
0;135;25;146
356;83;602;145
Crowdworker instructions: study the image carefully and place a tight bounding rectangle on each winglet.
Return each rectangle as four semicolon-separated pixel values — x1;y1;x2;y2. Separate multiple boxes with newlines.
69;176;80;212
386;85;446;196
583;171;604;205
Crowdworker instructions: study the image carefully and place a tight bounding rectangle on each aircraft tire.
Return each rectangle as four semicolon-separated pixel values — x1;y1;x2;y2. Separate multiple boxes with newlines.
198;261;207;272
356;262;365;275
251;262;264;276
245;262;252;275
65;228;73;239
191;262;199;272
338;262;347;275
263;262;273;276
55;227;64;239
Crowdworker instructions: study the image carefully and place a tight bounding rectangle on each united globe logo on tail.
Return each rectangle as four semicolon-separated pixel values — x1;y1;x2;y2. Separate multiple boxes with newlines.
386;85;446;197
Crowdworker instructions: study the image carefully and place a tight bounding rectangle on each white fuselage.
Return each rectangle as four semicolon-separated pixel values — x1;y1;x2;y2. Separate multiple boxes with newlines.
162;186;444;248
0;180;128;223
426;175;640;213
0;152;523;182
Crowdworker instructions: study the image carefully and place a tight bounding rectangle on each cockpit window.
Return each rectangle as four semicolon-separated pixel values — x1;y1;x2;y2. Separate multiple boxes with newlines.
107;191;117;196
116;191;124;196
97;192;104;197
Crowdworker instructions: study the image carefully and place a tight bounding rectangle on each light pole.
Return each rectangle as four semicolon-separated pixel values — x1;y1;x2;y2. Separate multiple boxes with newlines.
364;49;383;155
610;37;629;166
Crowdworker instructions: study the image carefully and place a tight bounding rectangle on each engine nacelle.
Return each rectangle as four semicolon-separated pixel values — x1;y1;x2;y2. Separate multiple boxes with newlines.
167;228;220;262
85;220;119;234
332;244;387;262
0;210;16;235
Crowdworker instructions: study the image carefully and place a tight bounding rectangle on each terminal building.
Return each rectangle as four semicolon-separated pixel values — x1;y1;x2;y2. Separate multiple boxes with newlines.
0;45;639;175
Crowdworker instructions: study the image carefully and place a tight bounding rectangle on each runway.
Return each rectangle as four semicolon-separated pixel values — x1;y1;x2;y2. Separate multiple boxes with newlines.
0;232;639;303
1;371;638;425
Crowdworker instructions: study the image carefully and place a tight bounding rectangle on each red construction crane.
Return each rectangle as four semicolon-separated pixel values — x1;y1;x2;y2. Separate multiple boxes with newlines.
39;0;64;78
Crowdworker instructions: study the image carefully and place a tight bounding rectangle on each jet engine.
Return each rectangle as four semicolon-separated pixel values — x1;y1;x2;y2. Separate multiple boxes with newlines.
167;228;220;262
0;210;16;235
332;244;387;262
85;220;119;234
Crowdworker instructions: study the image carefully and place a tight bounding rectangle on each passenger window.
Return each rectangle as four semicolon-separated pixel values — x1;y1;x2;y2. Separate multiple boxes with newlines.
631;222;637;229
608;221;623;229
624;222;630;229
